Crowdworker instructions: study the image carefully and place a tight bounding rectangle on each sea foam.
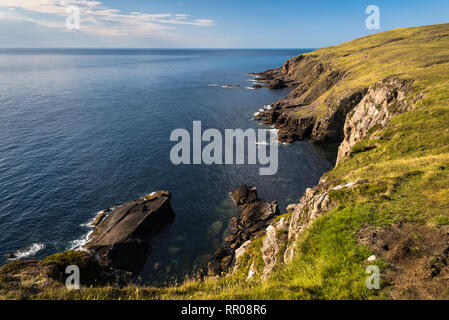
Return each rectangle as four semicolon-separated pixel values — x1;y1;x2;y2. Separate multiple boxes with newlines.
8;243;45;260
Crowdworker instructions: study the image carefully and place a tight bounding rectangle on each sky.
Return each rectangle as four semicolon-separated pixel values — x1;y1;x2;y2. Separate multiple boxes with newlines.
0;0;448;48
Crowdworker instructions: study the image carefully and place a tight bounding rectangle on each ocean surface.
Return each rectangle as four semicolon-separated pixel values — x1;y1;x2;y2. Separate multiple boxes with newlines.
0;49;336;285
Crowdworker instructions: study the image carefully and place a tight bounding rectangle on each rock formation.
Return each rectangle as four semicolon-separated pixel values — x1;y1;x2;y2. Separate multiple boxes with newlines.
261;217;289;277
207;185;279;276
337;77;413;163
84;191;175;274
284;179;367;263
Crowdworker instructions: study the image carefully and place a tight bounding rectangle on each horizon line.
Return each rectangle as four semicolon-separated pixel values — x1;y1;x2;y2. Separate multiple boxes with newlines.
0;47;317;50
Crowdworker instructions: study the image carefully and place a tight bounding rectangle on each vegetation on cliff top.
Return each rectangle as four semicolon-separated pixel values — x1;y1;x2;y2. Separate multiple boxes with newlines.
1;22;449;300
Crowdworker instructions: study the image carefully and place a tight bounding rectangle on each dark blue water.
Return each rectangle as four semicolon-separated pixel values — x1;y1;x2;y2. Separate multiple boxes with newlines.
0;49;335;285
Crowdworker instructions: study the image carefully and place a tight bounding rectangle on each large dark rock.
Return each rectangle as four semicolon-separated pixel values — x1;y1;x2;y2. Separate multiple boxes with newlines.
84;191;175;274
208;186;279;276
231;185;259;206
267;79;286;89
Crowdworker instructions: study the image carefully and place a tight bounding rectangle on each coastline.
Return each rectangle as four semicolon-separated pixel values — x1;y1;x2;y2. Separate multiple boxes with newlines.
2;23;449;299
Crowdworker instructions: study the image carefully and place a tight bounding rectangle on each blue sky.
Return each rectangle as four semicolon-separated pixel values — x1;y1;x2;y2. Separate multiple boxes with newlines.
0;0;448;48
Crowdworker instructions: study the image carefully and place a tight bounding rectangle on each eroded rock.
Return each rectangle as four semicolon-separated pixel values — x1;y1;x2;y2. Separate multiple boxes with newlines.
285;179;366;263
337;77;414;163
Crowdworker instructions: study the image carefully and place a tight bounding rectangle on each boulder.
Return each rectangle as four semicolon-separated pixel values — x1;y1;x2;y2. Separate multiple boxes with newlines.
84;190;175;274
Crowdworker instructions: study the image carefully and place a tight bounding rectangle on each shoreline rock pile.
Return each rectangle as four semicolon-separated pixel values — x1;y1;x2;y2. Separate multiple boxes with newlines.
207;185;279;276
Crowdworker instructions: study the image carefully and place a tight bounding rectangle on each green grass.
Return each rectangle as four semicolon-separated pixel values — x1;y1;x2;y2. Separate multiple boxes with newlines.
2;23;449;300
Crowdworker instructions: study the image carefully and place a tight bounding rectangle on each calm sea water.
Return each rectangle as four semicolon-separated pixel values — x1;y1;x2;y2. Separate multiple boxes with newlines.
0;49;336;285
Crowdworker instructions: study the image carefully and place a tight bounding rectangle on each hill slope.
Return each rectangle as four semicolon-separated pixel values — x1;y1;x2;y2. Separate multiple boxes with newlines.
2;23;449;300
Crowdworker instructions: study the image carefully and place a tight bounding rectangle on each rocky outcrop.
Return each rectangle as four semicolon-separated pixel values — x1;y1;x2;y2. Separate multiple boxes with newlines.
84;191;175;274
261;217;289;277
210;57;421;280
337;77;413;163
310;89;367;144
207;185;279;276
253;54;360;144
284;179;367;263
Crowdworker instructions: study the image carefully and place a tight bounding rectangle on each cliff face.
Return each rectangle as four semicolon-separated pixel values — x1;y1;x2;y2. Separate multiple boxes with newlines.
243;53;420;280
337;77;414;163
255;55;355;144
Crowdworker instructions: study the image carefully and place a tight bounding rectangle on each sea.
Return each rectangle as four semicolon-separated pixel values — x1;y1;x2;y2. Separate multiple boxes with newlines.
0;48;336;285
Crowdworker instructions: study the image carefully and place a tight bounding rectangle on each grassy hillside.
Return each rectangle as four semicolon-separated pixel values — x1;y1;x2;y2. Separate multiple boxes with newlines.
2;23;449;300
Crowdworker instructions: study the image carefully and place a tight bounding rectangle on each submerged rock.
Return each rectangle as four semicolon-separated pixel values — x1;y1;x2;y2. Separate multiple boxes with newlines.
84;190;175;274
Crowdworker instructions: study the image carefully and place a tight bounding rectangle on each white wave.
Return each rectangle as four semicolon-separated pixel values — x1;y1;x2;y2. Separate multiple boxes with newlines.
79;208;111;228
245;87;256;90
264;105;272;110
254;112;260;116
207;84;219;87
8;243;45;260
68;230;93;251
69;207;113;251
139;191;157;200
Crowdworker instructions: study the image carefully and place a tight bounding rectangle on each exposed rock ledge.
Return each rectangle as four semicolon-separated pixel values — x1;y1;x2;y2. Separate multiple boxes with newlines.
84;190;175;274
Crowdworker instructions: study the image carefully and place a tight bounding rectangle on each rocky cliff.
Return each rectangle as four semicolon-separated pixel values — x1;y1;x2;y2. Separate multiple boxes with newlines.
227;24;449;292
336;77;415;163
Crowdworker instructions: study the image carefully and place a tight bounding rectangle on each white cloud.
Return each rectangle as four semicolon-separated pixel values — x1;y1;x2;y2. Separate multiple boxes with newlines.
0;0;217;37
